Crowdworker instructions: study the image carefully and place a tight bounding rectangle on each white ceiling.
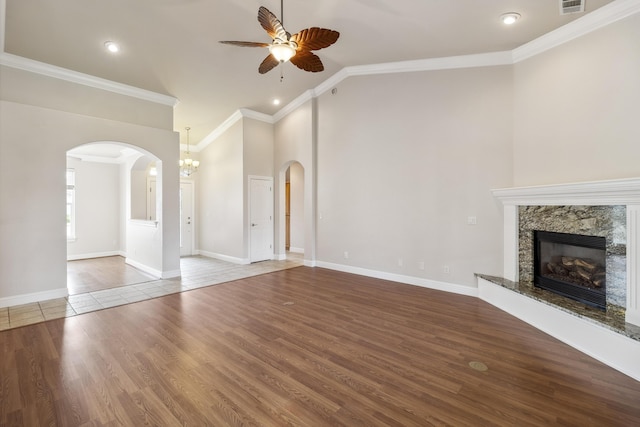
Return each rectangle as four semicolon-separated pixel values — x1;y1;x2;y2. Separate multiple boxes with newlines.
3;0;614;146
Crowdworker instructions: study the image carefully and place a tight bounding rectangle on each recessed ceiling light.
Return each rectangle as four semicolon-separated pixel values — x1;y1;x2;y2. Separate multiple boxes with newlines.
500;12;521;25
273;99;281;106
104;41;120;53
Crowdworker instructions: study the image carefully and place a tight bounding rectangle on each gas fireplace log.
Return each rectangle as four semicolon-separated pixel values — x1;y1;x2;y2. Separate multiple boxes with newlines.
547;262;568;275
593;278;605;288
561;257;575;267
574;258;598;272
576;267;592;281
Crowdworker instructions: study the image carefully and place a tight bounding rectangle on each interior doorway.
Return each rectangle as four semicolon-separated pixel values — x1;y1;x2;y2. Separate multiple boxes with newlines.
284;162;305;256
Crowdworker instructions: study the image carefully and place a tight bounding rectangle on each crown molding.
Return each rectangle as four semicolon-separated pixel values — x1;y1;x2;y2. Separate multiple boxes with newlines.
513;0;640;63
194;110;243;152
193;108;276;152
346;51;514;77
239;108;274;124
272;89;315;123
0;52;179;107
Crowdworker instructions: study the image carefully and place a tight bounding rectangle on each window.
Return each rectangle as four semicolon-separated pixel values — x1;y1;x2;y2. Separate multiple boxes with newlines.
66;169;76;240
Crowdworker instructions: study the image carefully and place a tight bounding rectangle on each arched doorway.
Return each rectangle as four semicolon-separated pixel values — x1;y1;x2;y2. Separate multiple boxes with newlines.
66;142;162;294
283;161;305;258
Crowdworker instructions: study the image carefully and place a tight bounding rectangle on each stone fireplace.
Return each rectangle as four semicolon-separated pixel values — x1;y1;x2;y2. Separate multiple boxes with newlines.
476;178;640;381
520;205;626;313
492;178;640;328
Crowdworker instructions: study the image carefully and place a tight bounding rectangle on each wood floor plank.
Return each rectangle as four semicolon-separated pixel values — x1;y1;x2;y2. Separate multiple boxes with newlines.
2;266;640;426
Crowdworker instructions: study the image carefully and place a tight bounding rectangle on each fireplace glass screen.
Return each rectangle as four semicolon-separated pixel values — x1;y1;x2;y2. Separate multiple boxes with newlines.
534;230;606;310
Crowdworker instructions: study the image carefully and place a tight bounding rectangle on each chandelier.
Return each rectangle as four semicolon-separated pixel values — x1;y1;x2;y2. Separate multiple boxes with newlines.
179;126;200;177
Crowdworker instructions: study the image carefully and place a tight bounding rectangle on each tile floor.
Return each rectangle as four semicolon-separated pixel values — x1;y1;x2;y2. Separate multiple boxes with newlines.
0;254;304;331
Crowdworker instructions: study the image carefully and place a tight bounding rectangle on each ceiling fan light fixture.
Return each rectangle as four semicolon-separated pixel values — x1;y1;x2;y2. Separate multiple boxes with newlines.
500;12;521;25
269;43;296;63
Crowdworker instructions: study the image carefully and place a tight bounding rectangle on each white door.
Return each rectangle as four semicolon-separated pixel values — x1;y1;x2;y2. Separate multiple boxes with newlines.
250;177;274;262
147;179;157;221
180;181;193;256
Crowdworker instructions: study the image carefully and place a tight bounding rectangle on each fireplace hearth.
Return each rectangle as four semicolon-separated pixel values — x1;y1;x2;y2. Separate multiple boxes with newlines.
534;230;606;310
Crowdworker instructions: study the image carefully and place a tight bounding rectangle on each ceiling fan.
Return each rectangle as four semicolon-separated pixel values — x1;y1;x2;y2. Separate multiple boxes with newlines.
219;1;339;74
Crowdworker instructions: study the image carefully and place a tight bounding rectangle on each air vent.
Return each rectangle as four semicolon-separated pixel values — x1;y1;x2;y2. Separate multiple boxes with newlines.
560;0;585;15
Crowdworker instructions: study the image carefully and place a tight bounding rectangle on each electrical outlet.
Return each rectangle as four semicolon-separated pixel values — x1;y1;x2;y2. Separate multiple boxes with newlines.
398;258;403;267
467;216;477;225
418;261;425;270
344;251;349;259
443;265;450;274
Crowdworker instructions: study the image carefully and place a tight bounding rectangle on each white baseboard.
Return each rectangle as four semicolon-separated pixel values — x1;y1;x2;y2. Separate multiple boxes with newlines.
288;247;304;254
274;253;287;261
125;258;162;278
0;287;68;308
198;250;250;265
67;250;121;261
315;261;478;297
478;277;640;382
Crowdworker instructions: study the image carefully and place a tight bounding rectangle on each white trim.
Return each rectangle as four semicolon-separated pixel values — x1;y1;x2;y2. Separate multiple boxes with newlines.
513;0;640;63
67;251;121;261
239;108;274;124
288;247;304;254
0;52;178;107
316;261;478;297
478;277;640;382
0;287;68;309
492;177;640;206
346;51;513;77
198;250;250;265
124;258;162;278
196;110;242;152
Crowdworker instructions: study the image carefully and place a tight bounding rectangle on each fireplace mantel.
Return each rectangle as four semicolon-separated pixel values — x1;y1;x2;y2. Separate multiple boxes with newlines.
491;177;640;328
492;177;640;206
480;178;640;381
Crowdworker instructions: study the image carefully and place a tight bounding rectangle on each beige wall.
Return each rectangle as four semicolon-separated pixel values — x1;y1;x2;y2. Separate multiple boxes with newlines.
513;13;640;186
0;66;179;304
0;66;173;130
314;66;514;286
196;120;245;260
274;101;316;260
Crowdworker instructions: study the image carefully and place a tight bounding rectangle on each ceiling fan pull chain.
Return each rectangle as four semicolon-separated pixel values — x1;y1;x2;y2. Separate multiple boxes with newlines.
280;63;284;83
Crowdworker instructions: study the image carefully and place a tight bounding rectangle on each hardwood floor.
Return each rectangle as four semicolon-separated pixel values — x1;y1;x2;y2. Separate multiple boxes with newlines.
67;256;157;295
1;267;639;426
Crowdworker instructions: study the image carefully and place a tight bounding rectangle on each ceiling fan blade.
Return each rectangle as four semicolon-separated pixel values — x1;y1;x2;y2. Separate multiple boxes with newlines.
219;41;270;48
290;51;324;72
259;54;280;74
258;6;288;41
291;28;340;51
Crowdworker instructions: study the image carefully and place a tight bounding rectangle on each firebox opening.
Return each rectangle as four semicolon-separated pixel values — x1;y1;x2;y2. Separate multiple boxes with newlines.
534;230;606;311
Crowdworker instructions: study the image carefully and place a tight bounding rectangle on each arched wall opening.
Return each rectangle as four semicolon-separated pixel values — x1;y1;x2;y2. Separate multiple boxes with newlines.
66;141;167;292
279;161;305;259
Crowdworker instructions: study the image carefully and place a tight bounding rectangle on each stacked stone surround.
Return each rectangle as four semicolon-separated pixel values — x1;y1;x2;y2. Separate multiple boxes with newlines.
518;205;627;310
